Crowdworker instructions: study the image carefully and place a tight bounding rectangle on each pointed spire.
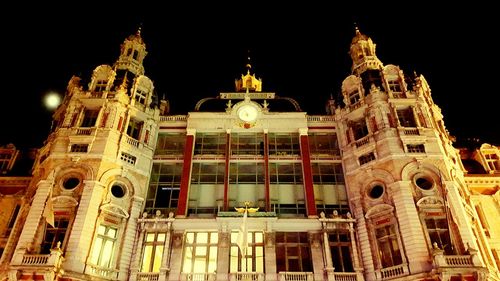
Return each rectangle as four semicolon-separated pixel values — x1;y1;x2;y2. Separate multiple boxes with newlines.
246;50;252;74
354;22;360;35
136;24;142;37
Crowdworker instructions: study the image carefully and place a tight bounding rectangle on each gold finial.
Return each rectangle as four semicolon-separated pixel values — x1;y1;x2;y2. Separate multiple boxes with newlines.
354;22;360;35
246;50;252;74
137;24;142;37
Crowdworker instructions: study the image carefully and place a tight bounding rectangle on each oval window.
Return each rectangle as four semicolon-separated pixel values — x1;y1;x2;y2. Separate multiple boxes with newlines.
111;184;125;198
369;185;384;199
63;177;80;190
415;177;434;190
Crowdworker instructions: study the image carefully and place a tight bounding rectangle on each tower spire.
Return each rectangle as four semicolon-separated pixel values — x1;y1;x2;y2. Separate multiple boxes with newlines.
246;50;252;74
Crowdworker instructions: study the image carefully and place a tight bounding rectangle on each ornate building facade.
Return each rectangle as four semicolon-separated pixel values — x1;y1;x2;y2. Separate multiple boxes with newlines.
0;28;499;281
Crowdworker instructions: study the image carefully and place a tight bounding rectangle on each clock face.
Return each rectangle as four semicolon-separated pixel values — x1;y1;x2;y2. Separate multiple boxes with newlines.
237;105;259;122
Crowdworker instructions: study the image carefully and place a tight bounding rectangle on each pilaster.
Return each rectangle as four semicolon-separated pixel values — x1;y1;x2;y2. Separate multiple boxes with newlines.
118;197;144;281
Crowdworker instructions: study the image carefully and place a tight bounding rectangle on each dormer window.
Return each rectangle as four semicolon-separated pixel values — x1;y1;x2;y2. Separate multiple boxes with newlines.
388;80;404;98
94;80;108;92
349;89;361;105
135;89;147;105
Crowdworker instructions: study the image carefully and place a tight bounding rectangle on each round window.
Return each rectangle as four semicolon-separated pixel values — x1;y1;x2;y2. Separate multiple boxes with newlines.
368;185;384;199
415;176;434;190
63;177;80;190
111;184;125;198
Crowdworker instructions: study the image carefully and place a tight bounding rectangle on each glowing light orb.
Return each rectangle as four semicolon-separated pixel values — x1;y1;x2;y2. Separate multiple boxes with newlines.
44;92;61;109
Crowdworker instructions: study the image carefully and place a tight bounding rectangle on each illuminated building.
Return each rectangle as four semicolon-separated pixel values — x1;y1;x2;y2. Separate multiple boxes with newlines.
1;27;499;281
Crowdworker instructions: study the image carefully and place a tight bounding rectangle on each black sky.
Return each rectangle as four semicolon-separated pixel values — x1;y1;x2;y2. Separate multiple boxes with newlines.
1;4;499;148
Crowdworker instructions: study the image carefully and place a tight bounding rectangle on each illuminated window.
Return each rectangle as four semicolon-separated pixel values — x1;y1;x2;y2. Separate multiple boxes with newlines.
388;80;404;98
194;133;226;155
375;224;403;268
90;225;118;268
275;232;312;272
328;230;354;272
230;232;264;272
349;89;361;106
141;232;166;272
41;218;69;254
182;232;218;273
484;153;500;171
313;163;348;215
135;89;147;105
308;133;340;156
127;119;143;140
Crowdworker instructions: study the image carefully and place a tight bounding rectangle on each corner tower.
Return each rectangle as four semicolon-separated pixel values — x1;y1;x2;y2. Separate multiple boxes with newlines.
9;29;159;281
337;28;492;280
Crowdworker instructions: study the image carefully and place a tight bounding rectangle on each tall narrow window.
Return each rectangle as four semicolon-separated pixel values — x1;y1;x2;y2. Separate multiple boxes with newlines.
275;232;312;272
352;120;369;140
81;109;100;127
230;232;264;272
375;224;403;268
182;232;218;273
425;217;453;254
145;163;182;214
328;230;354;272
127;119;143;140
41;218;69;254
90;225;118;268
141;232;166;272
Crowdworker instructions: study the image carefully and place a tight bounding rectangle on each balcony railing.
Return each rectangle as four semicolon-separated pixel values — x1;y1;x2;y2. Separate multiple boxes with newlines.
307;115;335;122
137;272;160;281
125;135;140;147
402;128;419;136
160;115;188;122
278;272;313;281
75;127;93;135
354;135;370;148
180;273;216;281
229;272;265;281
445;255;473;267
21;254;49;265
88;264;119;279
379;264;406;280
333;272;358;281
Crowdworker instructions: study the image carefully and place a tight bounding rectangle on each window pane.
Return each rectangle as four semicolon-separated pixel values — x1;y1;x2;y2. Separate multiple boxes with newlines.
141;245;153;272
152;246;164;272
90;237;103;264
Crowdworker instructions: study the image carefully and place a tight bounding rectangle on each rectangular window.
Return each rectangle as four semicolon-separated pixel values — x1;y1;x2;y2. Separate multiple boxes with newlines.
229;162;265;184
127;119;143;140
406;144;425;153
231;133;264;155
308;133;339;156
5;204;21;236
352;120;369;140
81;109;100;127
360;70;383;94
312;163;344;184
182;232;218;273
194;133;226;155
41;218;69;254
275;232;312;272
375;224;403;268
329;231;354;272
94;80;108;92
268;133;300;156
230;232;264;272
141;232;166;272
425;217;453;254
396;108;417;127
71;144;89;153
192;163;225;184
90;225;118;268
269;163;303;184
359;152;375;165
156;133;186;155
135;89;147;105
349;89;361;106
388;80;404;98
145;163;182;214
120;152;136;165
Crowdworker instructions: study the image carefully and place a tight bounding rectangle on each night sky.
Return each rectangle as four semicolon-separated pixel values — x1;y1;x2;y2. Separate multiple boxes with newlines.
1;4;499;149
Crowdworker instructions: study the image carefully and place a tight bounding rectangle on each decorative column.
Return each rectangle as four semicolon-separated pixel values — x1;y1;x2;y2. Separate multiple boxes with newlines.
389;181;430;274
129;216;146;281
216;228;230;281
350;197;375;281
118;197;144;281
223;129;231;211
348;216;364;280
63;180;105;273
309;233;324;281
177;128;196;217
298;128;317;217
159;218;174;281
263;129;270;211
167;232;184;281
322;226;335;281
11;180;52;265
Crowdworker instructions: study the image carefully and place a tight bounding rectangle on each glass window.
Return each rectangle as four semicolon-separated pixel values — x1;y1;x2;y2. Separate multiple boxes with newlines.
81;109;100;127
349;89;361;105
360;69;383;94
192;163;225;184
308;133;339;156
312;163;344;184
352;120;369;140
229;163;265;184
145;163;182;214
194;133;226;155
135;89;148;105
329;231;353;272
94;80;108;92
397;108;417;127
90;225;118;268
388;80;404;98
375;224;402;268
155;133;186;155
268;133;300;156
230;232;264;272
269;163;302;184
182;232;218;273
41;218;69;254
127;119;143;140
275;232;312;272
425;217;454;254
231;133;264;155
141;232;166;272
407;144;425;153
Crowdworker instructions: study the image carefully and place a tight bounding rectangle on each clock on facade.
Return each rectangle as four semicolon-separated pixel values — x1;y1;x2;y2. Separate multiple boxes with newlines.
237;104;259;122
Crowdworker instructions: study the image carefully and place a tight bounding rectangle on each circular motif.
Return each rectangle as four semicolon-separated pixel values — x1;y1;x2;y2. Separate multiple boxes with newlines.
111;184;125;198
63;177;80;190
368;185;384;199
237;104;259;122
415;176;434;190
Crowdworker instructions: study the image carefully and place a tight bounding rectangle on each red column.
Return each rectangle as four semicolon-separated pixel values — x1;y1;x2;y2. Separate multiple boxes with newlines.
299;129;317;217
177;131;195;217
223;130;231;211
264;130;271;211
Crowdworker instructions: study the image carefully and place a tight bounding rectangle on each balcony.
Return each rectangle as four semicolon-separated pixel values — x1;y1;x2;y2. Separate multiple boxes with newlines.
87;264;119;279
137;272;161;281
10;246;64;272
180;273;216;281
354;135;370;148
332;272;358;281
278;272;313;281
378;264;407;280
444;255;473;267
